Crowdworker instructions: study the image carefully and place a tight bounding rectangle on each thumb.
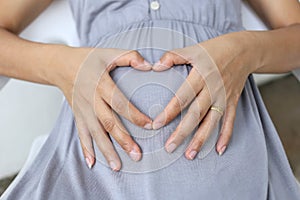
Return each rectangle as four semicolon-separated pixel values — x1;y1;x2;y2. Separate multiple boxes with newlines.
152;49;188;71
114;50;152;71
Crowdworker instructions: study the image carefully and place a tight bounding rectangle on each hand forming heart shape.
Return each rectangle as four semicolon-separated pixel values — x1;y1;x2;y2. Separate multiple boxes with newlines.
68;33;255;171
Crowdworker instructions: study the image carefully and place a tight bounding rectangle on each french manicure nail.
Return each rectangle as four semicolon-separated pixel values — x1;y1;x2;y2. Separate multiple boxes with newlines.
129;149;141;162
109;161;118;171
144;122;152;130
85;157;92;169
219;146;227;156
188;150;197;160
166;143;177;153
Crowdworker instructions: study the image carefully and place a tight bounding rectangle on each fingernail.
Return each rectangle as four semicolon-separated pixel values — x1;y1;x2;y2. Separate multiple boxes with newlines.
144;122;152;130
166;143;177;153
152;61;161;70
218;146;227;156
85;157;92;169
109;161;118;171
129;149;141;162
153;113;166;129
188;150;197;160
152;120;164;130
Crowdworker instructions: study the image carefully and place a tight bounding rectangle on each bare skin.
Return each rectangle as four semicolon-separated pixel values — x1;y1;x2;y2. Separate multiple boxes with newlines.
0;0;153;171
0;0;299;170
152;0;300;159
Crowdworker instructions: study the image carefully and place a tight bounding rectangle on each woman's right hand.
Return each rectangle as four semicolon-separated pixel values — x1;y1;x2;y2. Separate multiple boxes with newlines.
56;47;153;171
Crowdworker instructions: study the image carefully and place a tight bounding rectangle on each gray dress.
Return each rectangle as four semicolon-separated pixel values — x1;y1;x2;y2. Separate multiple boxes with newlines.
1;0;300;199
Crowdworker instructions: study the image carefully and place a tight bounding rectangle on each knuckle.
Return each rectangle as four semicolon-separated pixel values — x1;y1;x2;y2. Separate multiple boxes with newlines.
130;50;140;59
131;114;144;126
164;110;176;124
113;99;126;113
89;128;98;137
164;52;174;60
119;140;132;152
176;131;187;142
178;95;189;107
173;98;183;111
192;136;205;149
97;80;107;94
189;110;201;121
102;118;115;132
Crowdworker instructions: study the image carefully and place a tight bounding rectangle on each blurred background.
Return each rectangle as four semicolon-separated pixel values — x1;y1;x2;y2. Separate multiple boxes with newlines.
0;0;299;195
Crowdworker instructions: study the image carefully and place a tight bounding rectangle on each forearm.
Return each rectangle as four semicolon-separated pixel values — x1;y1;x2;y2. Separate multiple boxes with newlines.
249;23;300;73
0;27;76;87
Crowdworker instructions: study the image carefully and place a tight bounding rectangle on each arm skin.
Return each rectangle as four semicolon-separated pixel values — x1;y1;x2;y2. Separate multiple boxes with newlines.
151;0;300;159
0;0;85;89
1;0;299;163
204;0;300;155
245;0;300;73
195;0;300;156
0;0;154;171
213;0;300;154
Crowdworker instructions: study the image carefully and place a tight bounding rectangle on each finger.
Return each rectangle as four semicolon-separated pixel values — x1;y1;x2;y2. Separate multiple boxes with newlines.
96;99;142;162
164;88;211;153
216;103;237;156
152;67;204;129
87;115;122;171
98;74;152;129
110;50;152;71
112;111;142;162
185;108;223;160
152;49;189;71
75;117;95;169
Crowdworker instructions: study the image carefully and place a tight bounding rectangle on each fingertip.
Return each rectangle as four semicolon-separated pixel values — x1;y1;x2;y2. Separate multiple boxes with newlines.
185;150;197;160
152;120;164;130
216;106;236;156
85;152;95;169
142;114;153;129
133;60;152;71
218;145;227;156
129;148;142;162
143;121;153;130
143;60;152;70
109;160;121;171
165;142;177;153
152;60;162;71
216;131;230;156
152;112;166;130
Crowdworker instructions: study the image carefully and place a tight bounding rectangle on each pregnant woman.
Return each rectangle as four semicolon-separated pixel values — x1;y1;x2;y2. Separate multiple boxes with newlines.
1;0;300;199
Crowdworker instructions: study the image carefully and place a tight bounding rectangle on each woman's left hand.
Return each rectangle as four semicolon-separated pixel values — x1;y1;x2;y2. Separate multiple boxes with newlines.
151;31;261;159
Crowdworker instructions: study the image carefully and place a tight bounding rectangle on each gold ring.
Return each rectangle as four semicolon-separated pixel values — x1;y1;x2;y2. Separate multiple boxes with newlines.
210;106;224;115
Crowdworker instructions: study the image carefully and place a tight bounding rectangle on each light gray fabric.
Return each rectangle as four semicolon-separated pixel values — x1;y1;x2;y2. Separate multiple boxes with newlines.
0;76;9;91
2;0;300;199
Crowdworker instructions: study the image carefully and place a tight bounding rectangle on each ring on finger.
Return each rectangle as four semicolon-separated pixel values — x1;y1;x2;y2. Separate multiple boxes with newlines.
210;105;224;115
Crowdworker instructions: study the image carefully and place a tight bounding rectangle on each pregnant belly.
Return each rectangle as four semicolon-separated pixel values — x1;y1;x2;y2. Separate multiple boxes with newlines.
92;27;221;173
92;65;221;173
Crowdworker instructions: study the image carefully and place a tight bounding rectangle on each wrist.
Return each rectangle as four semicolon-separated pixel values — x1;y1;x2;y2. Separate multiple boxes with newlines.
46;45;90;91
201;30;263;76
227;30;264;74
